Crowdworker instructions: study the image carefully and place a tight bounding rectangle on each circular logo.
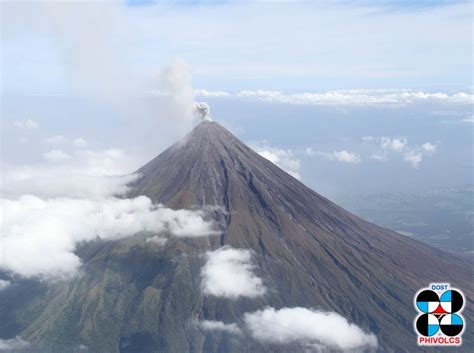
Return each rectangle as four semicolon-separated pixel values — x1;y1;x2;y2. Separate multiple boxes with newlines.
414;288;464;337
416;313;440;336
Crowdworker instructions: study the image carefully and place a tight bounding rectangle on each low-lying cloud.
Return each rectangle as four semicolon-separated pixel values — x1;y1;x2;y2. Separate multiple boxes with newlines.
43;149;72;162
2;166;136;199
196;320;241;334
306;148;361;164
0;195;218;279
0;279;12;291
201;246;266;299
2;147;141;199
363;136;437;168
461;115;474;123
421;142;436;153
13;119;39;130
251;143;301;179
44;135;67;145
244;307;378;351
73;138;88;148
380;137;407;152
0;337;30;351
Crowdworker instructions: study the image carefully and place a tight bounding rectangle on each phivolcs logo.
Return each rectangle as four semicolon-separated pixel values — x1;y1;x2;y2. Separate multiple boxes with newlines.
414;283;465;346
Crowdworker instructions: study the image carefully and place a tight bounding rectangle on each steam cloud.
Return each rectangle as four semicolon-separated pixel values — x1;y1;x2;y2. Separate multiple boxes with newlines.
154;59;213;136
5;2;212;143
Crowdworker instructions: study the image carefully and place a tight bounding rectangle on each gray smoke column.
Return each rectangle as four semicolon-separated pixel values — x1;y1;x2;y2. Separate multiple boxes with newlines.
193;102;212;121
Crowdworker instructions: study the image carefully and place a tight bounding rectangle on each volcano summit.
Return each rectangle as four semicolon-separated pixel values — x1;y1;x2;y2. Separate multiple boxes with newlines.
0;121;472;353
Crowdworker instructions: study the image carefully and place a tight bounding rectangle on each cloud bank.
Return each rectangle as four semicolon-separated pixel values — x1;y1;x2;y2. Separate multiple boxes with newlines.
201;246;266;299
2;147;139;199
196;89;473;107
244;307;378;351
0;195;217;279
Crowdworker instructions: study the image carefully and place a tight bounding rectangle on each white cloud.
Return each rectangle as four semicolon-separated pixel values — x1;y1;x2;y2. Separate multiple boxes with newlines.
195;89;231;97
196;320;241;334
0;279;12;291
421;142;436;153
363;136;437;168
44;135;67;144
307;148;361;164
196;89;473;107
13;119;39;129
305;147;318;156
2;147;142;198
0;195;218;279
201;246;266;299
332;150;361;164
251;143;301;179
244;307;378;351
401;142;437;168
73;138;88;148
1;166;135;199
369;153;388;162
43;149;72;162
156;207;219;238
461;115;474;123
3;0;472;97
0;337;30;351
380;137;407;152
404;151;423;168
146;235;167;246
73;148;137;176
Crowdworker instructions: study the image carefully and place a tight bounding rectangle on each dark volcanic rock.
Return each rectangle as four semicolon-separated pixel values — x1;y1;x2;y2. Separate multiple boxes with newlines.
2;121;472;353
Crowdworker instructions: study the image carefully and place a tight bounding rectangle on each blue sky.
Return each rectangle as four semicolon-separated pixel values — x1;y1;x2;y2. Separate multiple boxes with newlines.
2;0;472;95
1;0;473;198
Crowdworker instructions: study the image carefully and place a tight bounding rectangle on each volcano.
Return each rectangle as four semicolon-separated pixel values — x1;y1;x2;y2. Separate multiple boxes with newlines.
1;121;472;353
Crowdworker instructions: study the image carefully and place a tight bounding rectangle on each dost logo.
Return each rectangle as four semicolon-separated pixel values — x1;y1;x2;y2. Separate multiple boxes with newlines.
414;283;465;346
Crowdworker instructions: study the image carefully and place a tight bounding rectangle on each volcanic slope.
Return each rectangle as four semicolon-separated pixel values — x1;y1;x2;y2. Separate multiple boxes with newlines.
3;121;472;353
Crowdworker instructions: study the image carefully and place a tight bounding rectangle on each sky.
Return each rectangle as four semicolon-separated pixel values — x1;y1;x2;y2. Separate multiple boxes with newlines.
0;1;472;341
1;0;473;199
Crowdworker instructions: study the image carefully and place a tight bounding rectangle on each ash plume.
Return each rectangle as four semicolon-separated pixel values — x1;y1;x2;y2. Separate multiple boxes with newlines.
194;102;212;121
